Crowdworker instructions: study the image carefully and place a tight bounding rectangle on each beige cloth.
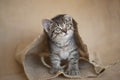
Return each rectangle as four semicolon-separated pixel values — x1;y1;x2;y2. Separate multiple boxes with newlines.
15;34;104;80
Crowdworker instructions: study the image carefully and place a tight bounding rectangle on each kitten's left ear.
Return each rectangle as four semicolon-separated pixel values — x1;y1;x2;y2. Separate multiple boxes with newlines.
64;14;72;22
42;19;52;33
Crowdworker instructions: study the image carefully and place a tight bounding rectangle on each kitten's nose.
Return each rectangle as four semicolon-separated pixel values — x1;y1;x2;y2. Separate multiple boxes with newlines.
62;29;67;34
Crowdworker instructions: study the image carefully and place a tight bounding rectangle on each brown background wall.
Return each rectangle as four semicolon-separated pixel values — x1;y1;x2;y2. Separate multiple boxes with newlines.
0;0;120;80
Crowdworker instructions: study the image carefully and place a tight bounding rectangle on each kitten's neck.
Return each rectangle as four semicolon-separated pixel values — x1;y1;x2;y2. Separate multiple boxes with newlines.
50;36;74;48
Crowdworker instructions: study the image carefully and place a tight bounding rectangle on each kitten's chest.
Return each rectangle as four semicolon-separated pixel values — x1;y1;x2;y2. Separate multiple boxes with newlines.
59;47;71;59
51;39;77;59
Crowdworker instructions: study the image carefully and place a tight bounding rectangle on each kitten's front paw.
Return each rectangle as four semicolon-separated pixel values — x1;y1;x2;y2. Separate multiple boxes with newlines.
65;68;80;76
50;67;63;74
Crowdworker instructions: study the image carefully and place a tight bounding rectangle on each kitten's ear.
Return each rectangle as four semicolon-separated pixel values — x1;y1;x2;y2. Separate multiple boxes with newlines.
64;14;72;22
42;19;52;32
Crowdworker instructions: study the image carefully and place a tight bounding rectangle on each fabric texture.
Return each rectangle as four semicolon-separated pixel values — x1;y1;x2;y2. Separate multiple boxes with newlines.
16;32;104;80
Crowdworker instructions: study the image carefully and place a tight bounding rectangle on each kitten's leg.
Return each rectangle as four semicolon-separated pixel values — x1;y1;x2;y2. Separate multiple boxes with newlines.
50;53;63;74
66;50;80;75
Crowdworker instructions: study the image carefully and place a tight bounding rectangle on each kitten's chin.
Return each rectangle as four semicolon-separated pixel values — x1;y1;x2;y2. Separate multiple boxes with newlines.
66;30;74;37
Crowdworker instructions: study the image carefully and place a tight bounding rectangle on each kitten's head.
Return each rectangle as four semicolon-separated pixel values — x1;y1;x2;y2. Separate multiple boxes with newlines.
42;14;74;41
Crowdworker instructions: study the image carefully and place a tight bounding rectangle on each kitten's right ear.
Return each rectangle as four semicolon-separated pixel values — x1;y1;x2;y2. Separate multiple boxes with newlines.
64;14;72;22
42;19;52;33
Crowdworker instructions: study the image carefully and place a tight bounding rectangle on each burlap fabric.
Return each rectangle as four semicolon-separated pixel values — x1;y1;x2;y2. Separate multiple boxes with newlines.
16;34;105;80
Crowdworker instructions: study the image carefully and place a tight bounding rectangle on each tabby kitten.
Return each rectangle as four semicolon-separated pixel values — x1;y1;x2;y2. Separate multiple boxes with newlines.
42;14;80;75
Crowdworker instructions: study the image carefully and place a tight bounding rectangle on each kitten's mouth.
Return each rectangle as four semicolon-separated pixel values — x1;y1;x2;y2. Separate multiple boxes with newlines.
64;32;68;35
63;33;67;36
61;29;67;34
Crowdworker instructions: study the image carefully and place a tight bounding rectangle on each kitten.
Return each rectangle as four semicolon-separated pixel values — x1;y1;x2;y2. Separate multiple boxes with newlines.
42;14;80;75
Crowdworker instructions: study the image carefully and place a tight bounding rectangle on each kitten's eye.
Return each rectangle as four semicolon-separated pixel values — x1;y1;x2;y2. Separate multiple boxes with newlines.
69;23;72;26
67;23;72;29
56;28;60;31
55;28;61;33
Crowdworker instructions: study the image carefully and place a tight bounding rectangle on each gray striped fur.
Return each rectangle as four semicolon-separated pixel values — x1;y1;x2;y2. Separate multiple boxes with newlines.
42;14;80;75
